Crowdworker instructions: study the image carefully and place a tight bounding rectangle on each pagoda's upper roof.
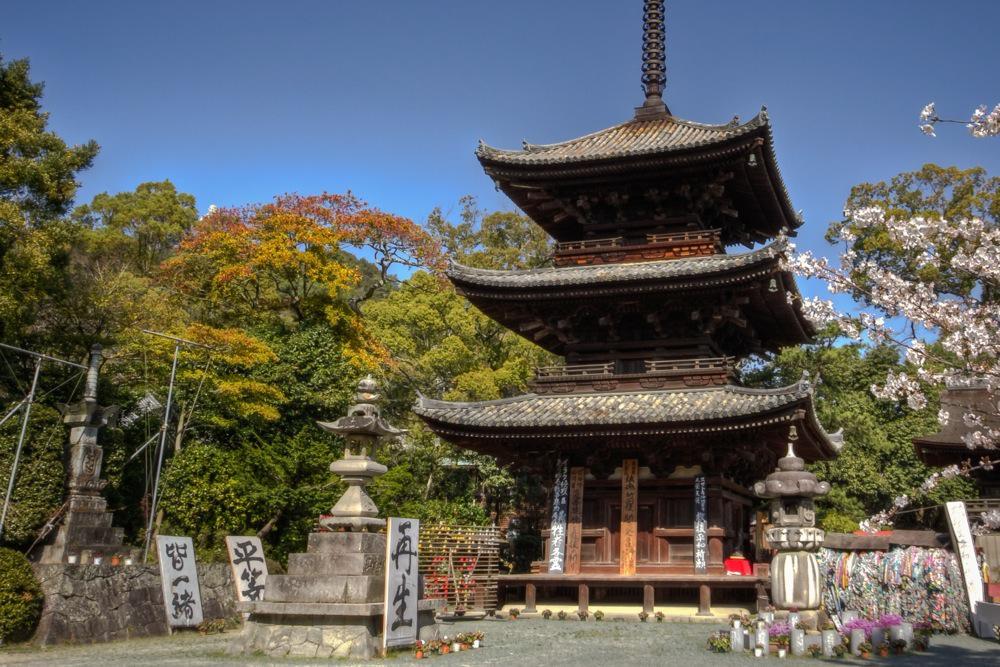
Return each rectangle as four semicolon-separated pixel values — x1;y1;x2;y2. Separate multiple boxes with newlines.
475;109;800;244
448;239;783;293
477;112;767;167
415;380;842;462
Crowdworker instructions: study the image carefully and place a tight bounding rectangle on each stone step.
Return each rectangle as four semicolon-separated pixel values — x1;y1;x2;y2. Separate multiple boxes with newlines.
63;510;115;527
65;524;124;546
264;573;385;604
287;551;385;576
307;532;385;555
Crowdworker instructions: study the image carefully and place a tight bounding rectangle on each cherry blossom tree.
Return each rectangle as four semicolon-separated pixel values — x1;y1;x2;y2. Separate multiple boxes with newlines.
782;199;1000;532
919;102;1000;138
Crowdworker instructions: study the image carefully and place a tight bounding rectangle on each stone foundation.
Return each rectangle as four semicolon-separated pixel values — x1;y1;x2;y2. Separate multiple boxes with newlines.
32;562;237;645
229;531;439;659
230;607;439;659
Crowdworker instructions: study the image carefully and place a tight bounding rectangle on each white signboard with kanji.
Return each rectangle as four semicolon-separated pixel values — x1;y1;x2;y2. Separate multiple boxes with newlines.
156;535;204;627
383;517;420;650
225;535;268;602
945;501;985;635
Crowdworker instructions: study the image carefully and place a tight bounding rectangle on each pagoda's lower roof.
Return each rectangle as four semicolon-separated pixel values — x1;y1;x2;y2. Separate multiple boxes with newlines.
448;241;782;294
415;381;842;462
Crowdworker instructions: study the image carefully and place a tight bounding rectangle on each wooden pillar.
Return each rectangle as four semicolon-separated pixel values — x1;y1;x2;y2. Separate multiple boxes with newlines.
524;583;537;613
620;458;639;575
578;583;589;614
565;467;585;575
698;584;712;616
643;584;655;614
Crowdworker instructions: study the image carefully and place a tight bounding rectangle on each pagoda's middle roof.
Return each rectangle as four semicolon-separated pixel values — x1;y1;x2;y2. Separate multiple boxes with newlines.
477;112;767;167
448;240;784;293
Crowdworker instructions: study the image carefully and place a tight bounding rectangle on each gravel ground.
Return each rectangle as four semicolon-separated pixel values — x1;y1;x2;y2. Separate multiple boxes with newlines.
1;619;998;666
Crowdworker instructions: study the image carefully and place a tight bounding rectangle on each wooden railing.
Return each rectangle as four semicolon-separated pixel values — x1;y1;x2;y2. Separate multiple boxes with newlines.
535;362;615;379
646;229;721;245
644;357;733;374
555;237;623;253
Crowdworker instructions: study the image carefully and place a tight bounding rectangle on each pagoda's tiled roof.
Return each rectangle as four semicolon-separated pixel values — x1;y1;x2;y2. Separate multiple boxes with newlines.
448;241;783;292
477;111;767;167
416;384;802;428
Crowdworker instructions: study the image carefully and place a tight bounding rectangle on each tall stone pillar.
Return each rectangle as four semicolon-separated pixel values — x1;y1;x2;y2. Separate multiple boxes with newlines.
753;426;829;626
40;345;127;564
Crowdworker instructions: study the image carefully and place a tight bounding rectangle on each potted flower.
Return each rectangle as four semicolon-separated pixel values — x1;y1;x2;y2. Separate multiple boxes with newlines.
542;609;552;620
891;638;907;655
638;610;649;622
706;631;731;653
729;612;743;629
833;644;846;658
508;607;520;620
754;643;765;658
414;639;425;659
655;611;665;623
877;642;890;658
775;634;790;658
807;644;822;658
594;610;605;621
557;610;568;621
858;640;872;659
577;609;589;621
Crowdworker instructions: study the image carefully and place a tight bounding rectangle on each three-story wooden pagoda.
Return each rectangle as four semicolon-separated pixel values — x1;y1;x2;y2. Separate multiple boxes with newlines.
415;1;841;615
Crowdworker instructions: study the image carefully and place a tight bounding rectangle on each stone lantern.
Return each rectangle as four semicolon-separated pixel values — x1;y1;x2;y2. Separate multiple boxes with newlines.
753;426;830;624
231;376;439;660
317;376;403;531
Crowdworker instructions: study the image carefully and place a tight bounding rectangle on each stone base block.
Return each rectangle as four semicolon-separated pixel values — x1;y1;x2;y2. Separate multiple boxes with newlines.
230;614;379;659
265;573;384;603
307;531;386;554
228;608;439;659
287;551;385;576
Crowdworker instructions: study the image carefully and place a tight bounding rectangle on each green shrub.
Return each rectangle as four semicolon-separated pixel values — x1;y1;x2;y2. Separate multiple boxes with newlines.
0;548;43;643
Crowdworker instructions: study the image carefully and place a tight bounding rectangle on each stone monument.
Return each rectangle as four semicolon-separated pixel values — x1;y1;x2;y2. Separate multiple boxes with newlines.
230;377;439;659
39;344;130;564
753;425;830;628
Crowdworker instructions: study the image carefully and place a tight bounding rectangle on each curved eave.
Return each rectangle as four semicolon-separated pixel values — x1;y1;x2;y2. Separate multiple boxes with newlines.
447;241;786;296
476;110;800;239
414;383;842;462
476;113;768;166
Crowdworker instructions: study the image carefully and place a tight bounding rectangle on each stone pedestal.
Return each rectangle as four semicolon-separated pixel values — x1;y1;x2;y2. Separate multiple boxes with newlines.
229;531;438;658
39;495;133;564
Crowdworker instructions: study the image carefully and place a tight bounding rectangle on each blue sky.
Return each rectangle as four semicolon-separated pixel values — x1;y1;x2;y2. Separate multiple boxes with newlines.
4;0;1000;300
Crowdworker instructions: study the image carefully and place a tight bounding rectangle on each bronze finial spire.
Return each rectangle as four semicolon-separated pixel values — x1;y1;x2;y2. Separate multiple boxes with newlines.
636;0;670;119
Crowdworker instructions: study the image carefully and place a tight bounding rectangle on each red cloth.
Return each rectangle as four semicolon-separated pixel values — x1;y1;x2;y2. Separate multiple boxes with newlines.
724;556;752;576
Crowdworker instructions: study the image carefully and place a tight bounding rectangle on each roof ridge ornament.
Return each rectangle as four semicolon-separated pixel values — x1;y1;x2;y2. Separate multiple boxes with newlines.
635;0;671;120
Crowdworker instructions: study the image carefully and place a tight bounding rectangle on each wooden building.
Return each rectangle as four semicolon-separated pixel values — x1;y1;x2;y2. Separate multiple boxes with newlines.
414;1;842;614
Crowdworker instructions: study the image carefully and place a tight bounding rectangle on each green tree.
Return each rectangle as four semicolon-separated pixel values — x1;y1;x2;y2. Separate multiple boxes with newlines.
828;164;1000;301
0;54;98;350
71;180;198;276
427;195;552;270
744;335;975;531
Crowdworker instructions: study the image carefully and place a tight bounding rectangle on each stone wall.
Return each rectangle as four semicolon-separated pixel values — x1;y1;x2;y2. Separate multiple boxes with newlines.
32;562;238;645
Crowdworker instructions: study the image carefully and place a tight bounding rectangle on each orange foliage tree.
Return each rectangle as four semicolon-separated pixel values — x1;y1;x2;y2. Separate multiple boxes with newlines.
162;193;442;369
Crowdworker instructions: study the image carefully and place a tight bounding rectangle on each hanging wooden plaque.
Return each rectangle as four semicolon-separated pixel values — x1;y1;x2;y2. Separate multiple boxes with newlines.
565;467;585;575
620;458;638;575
